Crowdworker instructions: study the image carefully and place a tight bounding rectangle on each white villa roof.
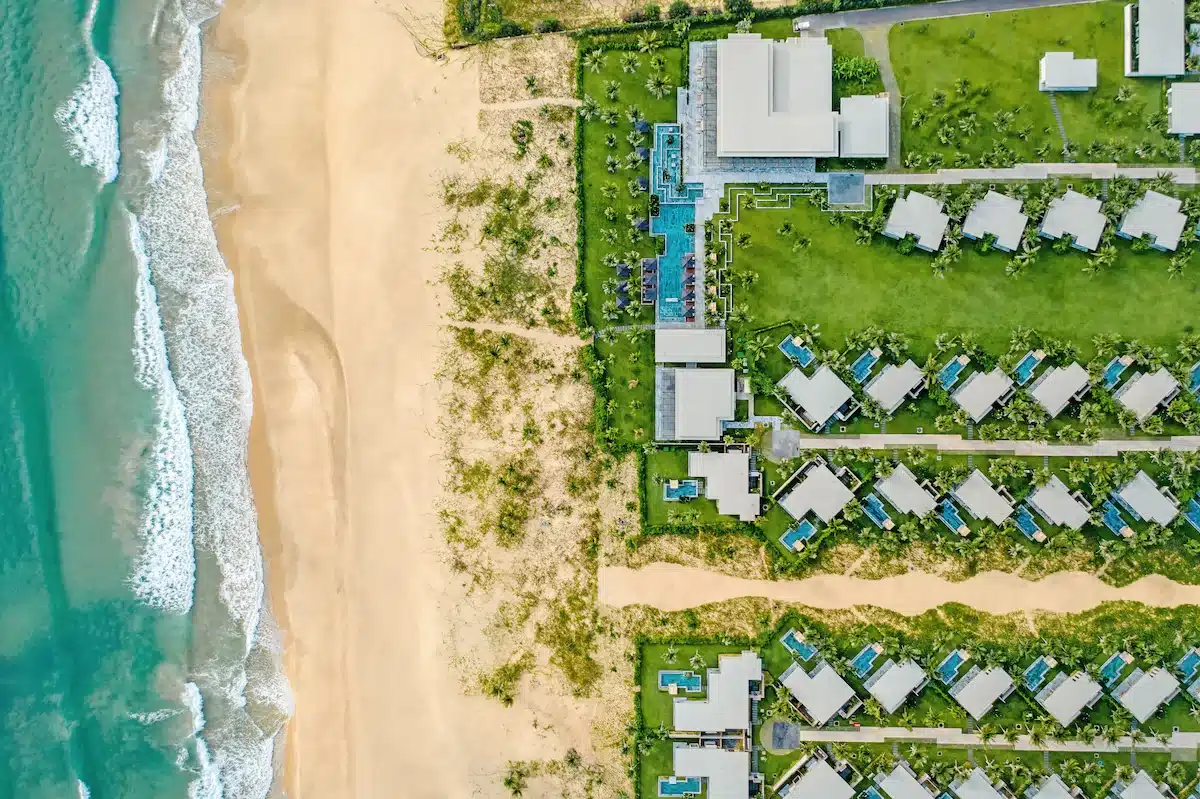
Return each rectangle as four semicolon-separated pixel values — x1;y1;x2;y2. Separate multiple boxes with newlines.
1040;190;1106;251
1029;362;1089;418
866;659;927;714
1169;82;1200;134
672;745;750;799
688;451;760;522
1120;190;1186;250
779;462;853;523
953;666;1014;720
674;368;736;440
1130;0;1185;76
716;34;839;157
1116;667;1180;723
1120;770;1171;799
963;191;1028;251
953;368;1013;422
1117;470;1179;525
879;764;937;799
955;768;1006;799
673;651;762;733
953;470;1014;524
655;328;727;364
1030;775;1077;799
876;463;937;517
779;365;853;428
884;192;949;251
789;757;854;799
866;360;924;413
780;660;858;726
1116;367;1180;422
839;94;890;159
1039;52;1098;91
1038;671;1103;727
1028;476;1090;530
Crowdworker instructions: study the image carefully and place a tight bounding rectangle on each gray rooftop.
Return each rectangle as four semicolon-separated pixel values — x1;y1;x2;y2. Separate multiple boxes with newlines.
865;360;924;414
779;462;853;523
780;660;858;726
1028;475;1090;530
838;94;890;159
952;470;1014;525
954;768;1006;799
1029;362;1089;418
1169;82;1200;134
688;451;760;522
1119;191;1186;250
1119;770;1171;799
963;191;1028;251
876;463;937;517
1115;367;1180;422
884;192;949;251
952;665;1014;720
952;368;1013;422
1036;670;1103;727
1129;0;1185;76
865;658;927;714
779;365;853;429
787;757;854;799
672;745;751;799
1117;470;1179;526
1115;667;1180;723
1040;190;1106;251
878;764;937;799
673;651;762;733
673;367;736;440
1039;52;1098;91
1029;775;1076;799
655;328;727;364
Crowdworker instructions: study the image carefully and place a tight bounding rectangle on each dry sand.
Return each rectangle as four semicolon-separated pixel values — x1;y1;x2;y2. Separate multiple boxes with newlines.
600;563;1200;614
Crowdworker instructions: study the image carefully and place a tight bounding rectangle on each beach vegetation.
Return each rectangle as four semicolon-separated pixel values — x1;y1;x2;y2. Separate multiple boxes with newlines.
480;652;535;705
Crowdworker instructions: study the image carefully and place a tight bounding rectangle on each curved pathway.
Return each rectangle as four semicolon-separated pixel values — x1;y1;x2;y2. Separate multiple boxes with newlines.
599;563;1200;614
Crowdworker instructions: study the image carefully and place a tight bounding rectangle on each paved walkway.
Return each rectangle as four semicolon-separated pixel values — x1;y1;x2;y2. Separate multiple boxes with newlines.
770;430;1200;459
792;0;1101;32
866;163;1200;184
861;25;902;171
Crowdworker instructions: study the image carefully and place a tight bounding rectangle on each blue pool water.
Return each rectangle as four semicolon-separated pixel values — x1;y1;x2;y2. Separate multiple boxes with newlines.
1101;500;1131;537
939;499;969;535
1190;363;1200;394
650;202;695;323
658;670;703;692
1112;490;1144;522
664;480;701;501
850;645;882;677
862;787;886;799
779;334;816;367
1102;356;1132;389
781;519;819;551
659;775;703;796
1015;505;1044;542
937;650;967;684
1185;498;1200;534
851;348;882;384
1178;650;1200;681
783;630;819;661
1100;653;1129;687
864;493;893;530
650;124;704;204
1013;350;1044;385
938;356;969;390
1024;656;1053;691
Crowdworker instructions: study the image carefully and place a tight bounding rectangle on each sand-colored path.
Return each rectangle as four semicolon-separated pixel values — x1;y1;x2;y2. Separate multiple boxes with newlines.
599;564;1200;614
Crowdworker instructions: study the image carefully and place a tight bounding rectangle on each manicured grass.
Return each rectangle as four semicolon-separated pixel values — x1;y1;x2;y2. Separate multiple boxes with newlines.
889;2;1177;167
594;329;654;448
726;194;1200;356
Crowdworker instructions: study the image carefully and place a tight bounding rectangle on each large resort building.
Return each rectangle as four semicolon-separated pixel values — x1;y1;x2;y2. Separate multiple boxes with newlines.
1124;0;1185;76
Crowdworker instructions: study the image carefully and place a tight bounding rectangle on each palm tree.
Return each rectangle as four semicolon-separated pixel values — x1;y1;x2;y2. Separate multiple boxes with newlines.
582;50;606;73
645;73;672;100
620;52;640;74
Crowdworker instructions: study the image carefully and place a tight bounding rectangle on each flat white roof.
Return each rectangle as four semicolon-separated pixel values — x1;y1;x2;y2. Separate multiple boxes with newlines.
1039;52;1098;90
1117;470;1179;525
688;451;760;522
1131;0;1185;76
866;658;927;714
955;768;1006;799
1115;367;1179;422
1040;190;1106;251
1029;362;1089;418
789;757;854;799
673;745;750;799
1030;775;1077;799
884;192;949;251
780;660;857;726
963;191;1028;251
876;463;937;517
953;367;1013;422
716;34;839;157
839;94;890;159
953;666;1013;720
779;462;853;523
656;328;727;364
1028;475;1090;530
879;764;937;799
1120;770;1170;799
865;360;923;414
1169;82;1200;134
779;365;853;428
1038;671;1103;727
1117;667;1180;723
1120;190;1186;250
673;651;762;733
674;368;736;440
953;470;1014;524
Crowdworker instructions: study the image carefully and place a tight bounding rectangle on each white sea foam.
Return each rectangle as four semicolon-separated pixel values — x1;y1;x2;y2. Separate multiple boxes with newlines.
77;781;90;799
129;708;181;725
182;681;205;736
54;57;120;185
187;737;223;799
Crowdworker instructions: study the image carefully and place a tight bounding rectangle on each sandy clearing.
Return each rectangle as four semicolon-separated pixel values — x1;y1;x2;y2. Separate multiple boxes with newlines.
599;563;1200;614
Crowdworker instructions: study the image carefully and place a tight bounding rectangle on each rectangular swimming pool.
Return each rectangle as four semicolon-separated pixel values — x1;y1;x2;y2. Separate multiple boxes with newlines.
850;644;882;678
658;776;702;797
664;480;700;502
658;670;703;693
851;347;882;384
1015;505;1045;543
1100;652;1130;687
779;334;816;368
1102;355;1133;390
1013;350;1044;385
937;355;970;391
781;519;818;552
1023;655;1054;691
650;201;695;324
1102;500;1132;537
939;499;969;536
1190;362;1200;394
1178;649;1200;682
861;788;886;799
937;649;967;684
863;493;893;530
783;629;819;661
1184;498;1200;534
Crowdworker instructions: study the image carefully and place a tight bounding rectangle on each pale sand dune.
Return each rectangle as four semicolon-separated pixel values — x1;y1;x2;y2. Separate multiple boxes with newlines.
599;564;1200;614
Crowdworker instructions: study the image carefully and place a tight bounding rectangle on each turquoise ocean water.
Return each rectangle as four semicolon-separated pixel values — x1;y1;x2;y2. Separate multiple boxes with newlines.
0;1;290;796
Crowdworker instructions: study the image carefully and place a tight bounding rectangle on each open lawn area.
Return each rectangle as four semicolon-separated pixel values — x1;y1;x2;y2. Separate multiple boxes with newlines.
890;1;1178;167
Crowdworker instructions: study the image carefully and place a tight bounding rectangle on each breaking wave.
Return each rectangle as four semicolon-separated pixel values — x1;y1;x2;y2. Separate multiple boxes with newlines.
54;56;120;185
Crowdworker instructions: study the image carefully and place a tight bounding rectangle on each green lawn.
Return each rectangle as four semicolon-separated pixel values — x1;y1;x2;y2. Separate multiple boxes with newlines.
890;1;1179;167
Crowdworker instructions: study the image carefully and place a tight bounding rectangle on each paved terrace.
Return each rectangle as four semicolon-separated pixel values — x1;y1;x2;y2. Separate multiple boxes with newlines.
771;430;1200;458
790;0;1102;32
